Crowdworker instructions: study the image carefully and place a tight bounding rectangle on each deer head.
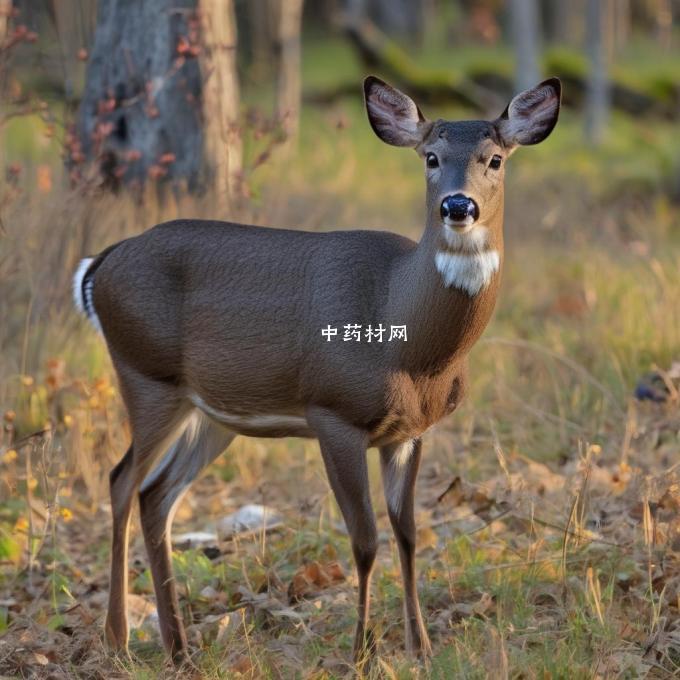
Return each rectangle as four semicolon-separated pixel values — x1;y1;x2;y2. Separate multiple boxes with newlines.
364;76;561;289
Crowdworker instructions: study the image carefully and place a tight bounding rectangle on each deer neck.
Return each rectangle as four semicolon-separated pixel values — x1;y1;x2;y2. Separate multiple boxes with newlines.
387;216;503;375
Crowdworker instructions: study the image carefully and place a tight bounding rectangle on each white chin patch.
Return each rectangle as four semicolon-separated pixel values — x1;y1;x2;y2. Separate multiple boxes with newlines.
442;223;489;253
443;216;475;230
443;221;475;235
435;249;500;296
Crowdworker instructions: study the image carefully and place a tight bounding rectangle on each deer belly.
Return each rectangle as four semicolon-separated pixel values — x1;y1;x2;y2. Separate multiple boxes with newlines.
189;394;314;438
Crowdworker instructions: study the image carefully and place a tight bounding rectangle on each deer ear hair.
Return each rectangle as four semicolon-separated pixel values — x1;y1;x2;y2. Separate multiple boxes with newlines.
495;77;561;147
364;76;429;148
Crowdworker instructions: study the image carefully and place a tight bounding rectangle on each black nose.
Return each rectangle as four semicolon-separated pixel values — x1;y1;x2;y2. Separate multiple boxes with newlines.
440;194;479;224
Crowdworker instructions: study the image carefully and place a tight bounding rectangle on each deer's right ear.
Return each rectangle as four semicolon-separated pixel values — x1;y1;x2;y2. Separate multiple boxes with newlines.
364;76;429;148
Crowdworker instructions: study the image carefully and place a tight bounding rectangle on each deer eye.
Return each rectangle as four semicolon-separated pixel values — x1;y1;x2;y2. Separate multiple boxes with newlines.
489;154;502;170
425;152;439;169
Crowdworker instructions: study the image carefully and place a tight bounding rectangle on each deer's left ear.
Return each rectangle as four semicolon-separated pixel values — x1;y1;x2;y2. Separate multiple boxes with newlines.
495;77;561;147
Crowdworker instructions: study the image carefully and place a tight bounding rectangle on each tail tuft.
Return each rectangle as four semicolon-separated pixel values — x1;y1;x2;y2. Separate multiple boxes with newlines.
73;258;102;332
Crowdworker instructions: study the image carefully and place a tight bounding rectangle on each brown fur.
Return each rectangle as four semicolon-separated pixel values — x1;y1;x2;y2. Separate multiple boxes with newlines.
79;75;561;664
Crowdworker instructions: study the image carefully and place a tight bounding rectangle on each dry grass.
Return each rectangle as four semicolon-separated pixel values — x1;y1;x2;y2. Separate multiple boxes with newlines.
1;100;680;678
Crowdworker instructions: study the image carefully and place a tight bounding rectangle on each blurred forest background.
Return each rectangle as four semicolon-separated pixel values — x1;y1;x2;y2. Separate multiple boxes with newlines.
1;1;680;678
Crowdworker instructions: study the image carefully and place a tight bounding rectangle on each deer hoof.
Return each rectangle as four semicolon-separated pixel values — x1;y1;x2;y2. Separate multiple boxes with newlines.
406;628;433;659
104;618;130;655
353;626;377;669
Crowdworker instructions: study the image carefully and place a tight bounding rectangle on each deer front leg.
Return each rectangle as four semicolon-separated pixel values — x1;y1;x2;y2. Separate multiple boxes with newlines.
380;438;431;658
307;407;377;666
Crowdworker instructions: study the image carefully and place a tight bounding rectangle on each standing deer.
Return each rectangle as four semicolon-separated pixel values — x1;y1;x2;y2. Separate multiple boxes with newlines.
73;75;560;664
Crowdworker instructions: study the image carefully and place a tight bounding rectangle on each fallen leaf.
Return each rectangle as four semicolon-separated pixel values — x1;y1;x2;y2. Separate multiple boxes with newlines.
437;476;464;505
199;585;219;600
471;591;494;617
416;526;439;553
32;651;49;665
188;608;247;645
288;560;345;602
231;654;253;674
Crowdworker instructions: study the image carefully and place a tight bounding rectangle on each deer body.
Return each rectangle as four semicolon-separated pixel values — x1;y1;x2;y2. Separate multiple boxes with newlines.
90;220;497;442
74;76;560;664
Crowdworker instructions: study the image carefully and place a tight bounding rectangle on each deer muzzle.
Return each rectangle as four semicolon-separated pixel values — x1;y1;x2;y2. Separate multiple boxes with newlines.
440;194;479;228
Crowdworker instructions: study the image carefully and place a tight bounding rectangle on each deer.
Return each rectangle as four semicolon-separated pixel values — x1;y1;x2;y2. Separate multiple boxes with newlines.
73;75;560;665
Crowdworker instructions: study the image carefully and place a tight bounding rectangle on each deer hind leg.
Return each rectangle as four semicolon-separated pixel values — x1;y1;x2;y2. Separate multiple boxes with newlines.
104;374;188;654
139;412;235;662
380;438;431;658
306;407;377;667
105;444;135;652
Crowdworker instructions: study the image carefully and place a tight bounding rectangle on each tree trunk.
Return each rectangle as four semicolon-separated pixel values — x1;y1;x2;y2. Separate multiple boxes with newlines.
47;0;96;103
341;16;491;110
77;0;203;190
654;0;673;51
275;0;304;144
199;0;242;207
612;0;631;52
544;0;570;44
0;0;11;45
368;0;424;41
584;0;610;144
0;0;11;106
344;0;367;24
343;0;368;24
509;0;540;92
246;0;276;83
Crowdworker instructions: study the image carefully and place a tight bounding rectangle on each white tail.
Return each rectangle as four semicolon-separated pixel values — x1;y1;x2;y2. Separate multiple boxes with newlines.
73;257;101;332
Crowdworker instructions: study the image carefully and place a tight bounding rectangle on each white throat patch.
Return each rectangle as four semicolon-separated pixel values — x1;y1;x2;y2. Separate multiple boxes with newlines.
435;249;500;296
435;223;500;295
